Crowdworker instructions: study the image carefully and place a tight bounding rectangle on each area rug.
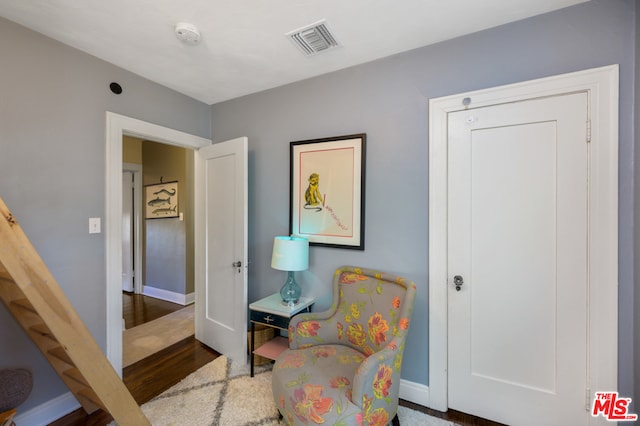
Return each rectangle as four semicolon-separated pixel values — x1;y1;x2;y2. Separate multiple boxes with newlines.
140;356;457;426
123;304;195;367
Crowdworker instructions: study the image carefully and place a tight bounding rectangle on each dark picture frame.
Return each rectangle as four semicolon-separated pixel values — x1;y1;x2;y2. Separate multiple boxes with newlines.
290;134;366;250
145;181;179;219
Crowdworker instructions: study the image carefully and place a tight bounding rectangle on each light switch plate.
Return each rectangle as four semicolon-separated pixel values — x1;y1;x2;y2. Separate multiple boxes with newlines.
89;217;101;234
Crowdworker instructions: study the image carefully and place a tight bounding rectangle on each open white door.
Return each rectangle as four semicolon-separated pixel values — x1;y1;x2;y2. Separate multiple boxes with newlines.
194;137;248;363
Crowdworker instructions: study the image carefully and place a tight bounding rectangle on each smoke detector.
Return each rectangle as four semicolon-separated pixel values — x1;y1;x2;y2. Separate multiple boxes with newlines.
175;22;201;45
286;20;339;56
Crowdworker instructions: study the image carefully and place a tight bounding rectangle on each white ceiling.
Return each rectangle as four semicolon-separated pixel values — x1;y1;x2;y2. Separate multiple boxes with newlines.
0;0;587;105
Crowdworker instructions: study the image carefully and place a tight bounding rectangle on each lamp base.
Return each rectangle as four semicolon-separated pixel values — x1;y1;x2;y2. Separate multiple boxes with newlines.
280;270;301;307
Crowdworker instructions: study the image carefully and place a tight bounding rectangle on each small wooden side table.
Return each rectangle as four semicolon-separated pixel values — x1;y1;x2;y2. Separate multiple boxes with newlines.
249;293;314;377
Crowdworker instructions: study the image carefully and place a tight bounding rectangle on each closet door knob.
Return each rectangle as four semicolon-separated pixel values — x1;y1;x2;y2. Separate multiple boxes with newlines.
453;275;464;292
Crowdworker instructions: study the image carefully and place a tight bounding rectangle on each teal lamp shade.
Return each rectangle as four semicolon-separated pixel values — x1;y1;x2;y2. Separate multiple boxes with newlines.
271;236;309;305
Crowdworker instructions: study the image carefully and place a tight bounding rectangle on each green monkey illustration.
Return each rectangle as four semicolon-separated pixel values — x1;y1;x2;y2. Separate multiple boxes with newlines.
304;173;323;211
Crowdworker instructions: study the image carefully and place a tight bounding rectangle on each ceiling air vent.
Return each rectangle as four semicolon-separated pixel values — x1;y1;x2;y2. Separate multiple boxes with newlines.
286;20;339;56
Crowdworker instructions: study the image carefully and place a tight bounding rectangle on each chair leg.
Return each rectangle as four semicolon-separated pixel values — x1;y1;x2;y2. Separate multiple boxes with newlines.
391;413;400;426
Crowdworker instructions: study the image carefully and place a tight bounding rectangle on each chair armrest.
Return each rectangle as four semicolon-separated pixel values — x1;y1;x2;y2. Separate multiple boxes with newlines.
288;306;341;349
351;338;404;417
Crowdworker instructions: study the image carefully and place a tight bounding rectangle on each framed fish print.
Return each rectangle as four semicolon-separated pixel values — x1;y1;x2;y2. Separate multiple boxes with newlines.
290;134;366;250
145;181;179;219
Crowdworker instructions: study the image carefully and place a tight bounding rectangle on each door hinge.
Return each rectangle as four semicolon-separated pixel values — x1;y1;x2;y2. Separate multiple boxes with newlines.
586;120;591;143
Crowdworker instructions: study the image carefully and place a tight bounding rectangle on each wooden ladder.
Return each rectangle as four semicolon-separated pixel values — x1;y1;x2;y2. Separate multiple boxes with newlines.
0;197;149;425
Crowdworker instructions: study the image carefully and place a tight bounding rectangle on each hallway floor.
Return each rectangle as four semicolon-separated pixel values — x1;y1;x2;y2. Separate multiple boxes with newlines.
122;292;183;329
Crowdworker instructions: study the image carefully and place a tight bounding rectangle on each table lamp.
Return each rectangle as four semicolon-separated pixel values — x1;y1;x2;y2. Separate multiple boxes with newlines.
271;236;309;306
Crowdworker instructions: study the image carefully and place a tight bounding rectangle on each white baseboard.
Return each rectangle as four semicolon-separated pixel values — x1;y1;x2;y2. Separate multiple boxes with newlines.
143;285;194;306
399;378;430;407
14;392;79;426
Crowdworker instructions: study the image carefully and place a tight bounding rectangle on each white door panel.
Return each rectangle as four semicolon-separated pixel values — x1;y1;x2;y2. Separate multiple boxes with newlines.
122;171;134;293
448;93;588;425
470;122;558;393
195;137;248;363
206;152;239;331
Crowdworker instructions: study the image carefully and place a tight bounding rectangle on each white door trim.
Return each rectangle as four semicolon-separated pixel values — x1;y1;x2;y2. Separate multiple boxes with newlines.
428;65;619;416
106;112;210;374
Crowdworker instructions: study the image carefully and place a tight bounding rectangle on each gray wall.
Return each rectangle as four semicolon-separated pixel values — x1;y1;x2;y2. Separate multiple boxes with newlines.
635;0;640;414
0;17;210;411
0;0;637;417
142;142;190;296
211;0;637;398
146;219;186;293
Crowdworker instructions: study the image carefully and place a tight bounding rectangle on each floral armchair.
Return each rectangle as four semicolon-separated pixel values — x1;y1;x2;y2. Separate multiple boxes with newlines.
271;266;416;426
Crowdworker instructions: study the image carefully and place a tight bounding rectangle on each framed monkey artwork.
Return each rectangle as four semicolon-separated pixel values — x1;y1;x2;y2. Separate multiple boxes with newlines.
289;134;366;250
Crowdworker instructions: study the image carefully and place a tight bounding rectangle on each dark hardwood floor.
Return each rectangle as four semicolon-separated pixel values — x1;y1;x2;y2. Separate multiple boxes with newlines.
50;294;502;426
122;292;184;329
400;400;506;426
50;294;217;425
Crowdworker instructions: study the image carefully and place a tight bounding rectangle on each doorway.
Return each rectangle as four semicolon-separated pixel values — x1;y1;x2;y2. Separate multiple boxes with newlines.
428;65;618;423
105;112;211;374
123;138;194;305
106;113;249;374
121;139;195;366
